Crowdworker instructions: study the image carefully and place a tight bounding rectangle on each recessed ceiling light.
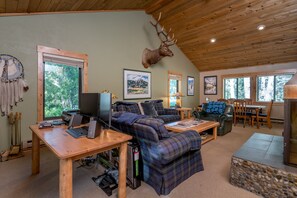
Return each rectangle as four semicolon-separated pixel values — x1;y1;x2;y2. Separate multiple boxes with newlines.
257;25;266;31
210;38;216;43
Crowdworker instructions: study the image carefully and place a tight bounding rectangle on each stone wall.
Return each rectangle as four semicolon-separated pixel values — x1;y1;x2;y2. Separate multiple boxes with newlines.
230;156;297;198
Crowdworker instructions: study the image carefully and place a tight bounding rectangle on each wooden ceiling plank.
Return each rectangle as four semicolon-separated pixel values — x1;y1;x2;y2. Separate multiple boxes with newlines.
27;0;41;12
69;0;85;11
5;0;18;13
37;0;52;12
17;0;29;12
0;0;5;12
145;0;173;14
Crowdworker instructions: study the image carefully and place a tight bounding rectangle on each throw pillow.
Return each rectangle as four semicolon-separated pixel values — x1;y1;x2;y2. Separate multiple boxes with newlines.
153;101;166;115
141;102;158;117
125;104;141;114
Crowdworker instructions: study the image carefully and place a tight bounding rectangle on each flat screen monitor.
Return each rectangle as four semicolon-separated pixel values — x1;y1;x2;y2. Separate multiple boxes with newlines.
79;93;112;128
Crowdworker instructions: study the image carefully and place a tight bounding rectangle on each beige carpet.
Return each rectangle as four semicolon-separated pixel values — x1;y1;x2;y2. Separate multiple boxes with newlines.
0;123;284;198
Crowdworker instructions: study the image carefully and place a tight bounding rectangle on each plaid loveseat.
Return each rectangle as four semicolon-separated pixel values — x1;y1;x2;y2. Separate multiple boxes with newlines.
113;100;180;123
111;113;204;195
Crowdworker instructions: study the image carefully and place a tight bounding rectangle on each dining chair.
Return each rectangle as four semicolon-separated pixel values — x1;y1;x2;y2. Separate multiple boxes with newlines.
251;100;274;129
244;98;253;105
233;100;250;128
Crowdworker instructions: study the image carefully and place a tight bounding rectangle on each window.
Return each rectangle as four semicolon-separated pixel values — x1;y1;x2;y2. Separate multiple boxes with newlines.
168;72;182;108
37;46;88;121
44;62;80;119
224;77;251;99
257;74;293;102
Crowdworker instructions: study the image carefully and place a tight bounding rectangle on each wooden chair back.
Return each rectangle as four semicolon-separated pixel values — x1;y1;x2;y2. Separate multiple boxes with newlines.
233;100;247;117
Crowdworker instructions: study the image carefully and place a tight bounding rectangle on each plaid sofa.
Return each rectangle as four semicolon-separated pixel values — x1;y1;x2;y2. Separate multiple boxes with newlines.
111;114;204;195
113;100;180;123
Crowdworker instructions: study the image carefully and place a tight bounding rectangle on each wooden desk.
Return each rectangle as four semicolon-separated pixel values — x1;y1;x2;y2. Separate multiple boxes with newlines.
29;125;132;198
176;108;192;120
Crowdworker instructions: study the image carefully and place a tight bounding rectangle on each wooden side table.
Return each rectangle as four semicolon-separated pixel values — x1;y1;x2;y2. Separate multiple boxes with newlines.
176;107;192;120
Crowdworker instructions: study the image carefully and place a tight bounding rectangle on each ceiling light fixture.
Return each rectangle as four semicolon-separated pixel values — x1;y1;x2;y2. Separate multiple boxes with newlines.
257;25;266;31
210;38;216;43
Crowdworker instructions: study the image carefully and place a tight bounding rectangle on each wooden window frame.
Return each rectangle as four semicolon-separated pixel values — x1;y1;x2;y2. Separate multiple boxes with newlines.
168;71;182;108
37;45;88;122
221;69;296;106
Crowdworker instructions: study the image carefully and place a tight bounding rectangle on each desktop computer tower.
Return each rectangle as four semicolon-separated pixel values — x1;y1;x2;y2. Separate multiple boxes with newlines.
127;142;141;189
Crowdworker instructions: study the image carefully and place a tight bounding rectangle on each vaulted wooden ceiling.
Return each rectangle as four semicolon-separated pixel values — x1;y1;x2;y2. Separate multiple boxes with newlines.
0;0;297;71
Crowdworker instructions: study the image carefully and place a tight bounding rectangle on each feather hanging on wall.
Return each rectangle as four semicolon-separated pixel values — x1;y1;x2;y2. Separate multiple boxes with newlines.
0;54;29;117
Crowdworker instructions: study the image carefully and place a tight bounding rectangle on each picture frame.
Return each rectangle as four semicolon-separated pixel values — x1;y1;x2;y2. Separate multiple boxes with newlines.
204;76;217;95
123;69;151;100
187;76;195;96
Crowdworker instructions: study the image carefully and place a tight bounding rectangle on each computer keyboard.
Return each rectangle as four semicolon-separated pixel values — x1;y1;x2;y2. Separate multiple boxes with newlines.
66;127;88;138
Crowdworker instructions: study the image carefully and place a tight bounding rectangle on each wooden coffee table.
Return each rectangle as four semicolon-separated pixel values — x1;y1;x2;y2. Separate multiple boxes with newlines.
165;119;219;144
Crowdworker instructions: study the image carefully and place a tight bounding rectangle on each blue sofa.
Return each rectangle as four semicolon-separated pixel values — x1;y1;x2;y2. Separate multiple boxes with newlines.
111;112;204;195
113;99;180;123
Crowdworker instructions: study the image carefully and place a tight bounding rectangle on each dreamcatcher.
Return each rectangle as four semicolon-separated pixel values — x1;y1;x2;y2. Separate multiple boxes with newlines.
0;54;29;117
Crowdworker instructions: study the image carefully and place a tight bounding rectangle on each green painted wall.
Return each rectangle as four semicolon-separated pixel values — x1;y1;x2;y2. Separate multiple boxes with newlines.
0;11;199;150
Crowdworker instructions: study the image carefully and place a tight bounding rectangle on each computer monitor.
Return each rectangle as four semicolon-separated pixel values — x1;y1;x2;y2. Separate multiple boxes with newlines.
79;93;112;128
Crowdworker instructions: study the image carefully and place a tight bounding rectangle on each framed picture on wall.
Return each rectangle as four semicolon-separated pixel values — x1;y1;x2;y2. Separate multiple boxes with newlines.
204;76;217;95
123;69;151;99
187;76;195;96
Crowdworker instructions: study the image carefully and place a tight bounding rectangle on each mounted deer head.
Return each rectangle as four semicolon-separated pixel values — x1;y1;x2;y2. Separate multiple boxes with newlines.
142;13;177;68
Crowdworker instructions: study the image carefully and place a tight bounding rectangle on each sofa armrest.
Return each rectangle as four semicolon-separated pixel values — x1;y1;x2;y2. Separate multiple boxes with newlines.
164;108;179;115
219;114;233;123
150;131;201;165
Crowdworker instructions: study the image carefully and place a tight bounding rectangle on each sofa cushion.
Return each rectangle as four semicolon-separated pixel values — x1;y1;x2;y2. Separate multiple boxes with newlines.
205;101;226;114
153;100;166;115
126;104;141;114
141;102;158;117
136;118;170;139
116;104;126;112
157;115;181;123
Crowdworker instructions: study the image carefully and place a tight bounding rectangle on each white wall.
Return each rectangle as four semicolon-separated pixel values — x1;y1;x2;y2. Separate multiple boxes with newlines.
0;11;199;151
199;62;297;119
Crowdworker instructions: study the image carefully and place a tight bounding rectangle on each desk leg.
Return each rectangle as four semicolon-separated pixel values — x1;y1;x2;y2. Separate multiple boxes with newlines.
60;159;72;198
213;127;217;140
32;132;40;174
118;142;128;198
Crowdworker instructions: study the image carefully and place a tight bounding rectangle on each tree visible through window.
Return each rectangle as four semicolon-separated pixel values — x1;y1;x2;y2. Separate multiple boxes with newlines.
44;62;80;119
257;74;293;102
224;77;250;99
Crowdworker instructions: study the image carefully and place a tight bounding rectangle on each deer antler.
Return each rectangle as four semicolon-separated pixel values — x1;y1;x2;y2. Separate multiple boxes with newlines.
150;12;177;46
